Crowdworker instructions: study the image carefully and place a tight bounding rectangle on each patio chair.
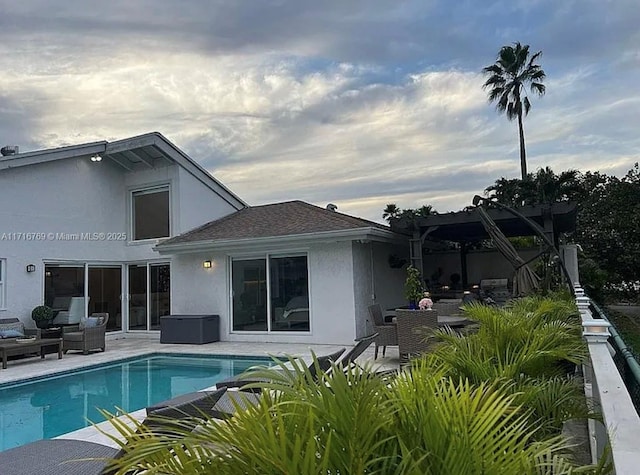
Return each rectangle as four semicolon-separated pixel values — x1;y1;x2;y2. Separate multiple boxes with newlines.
367;304;398;359
215;347;346;393
395;309;439;363
0;388;228;475
63;313;109;355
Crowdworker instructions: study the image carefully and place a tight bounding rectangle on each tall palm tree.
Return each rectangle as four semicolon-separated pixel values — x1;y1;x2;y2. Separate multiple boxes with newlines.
483;42;546;179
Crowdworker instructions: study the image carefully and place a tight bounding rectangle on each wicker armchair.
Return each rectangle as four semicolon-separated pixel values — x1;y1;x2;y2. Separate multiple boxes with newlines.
63;313;109;355
367;304;398;359
395;309;439;363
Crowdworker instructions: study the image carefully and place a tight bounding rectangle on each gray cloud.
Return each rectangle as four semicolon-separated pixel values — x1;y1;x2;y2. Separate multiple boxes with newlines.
0;1;638;223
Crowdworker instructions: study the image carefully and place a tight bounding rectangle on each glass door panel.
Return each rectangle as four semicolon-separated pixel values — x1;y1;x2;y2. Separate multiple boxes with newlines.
44;265;86;324
150;264;170;331
232;259;267;331
88;267;122;332
128;265;147;331
270;256;310;332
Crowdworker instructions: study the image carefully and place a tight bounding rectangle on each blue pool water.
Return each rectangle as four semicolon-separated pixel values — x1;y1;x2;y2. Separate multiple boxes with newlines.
0;354;270;450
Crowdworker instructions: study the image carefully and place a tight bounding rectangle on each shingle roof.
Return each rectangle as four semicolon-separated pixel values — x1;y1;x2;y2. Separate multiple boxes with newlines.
160;200;389;246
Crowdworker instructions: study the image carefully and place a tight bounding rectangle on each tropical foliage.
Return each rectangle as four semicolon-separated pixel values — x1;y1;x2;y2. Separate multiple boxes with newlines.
101;296;609;474
482;42;546;179
382;203;437;223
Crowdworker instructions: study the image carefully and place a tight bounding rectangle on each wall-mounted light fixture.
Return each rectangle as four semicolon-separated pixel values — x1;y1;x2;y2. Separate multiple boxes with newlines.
90;154;102;162
203;260;212;269
26;264;36;273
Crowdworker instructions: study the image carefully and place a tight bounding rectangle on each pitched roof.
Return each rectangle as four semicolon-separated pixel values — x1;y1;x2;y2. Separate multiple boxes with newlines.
157;200;393;250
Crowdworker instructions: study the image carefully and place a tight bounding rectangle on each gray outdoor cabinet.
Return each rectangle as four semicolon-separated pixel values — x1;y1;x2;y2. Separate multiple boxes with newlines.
160;315;220;344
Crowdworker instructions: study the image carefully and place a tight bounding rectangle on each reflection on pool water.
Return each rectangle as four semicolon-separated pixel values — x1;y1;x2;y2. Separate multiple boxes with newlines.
0;354;270;450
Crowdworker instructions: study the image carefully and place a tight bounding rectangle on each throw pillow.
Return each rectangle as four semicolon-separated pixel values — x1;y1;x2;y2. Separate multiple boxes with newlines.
0;329;25;338
84;317;100;328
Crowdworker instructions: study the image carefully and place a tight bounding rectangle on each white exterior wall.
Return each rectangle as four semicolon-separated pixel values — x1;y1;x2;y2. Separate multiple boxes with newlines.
0;155;238;327
169;242;358;345
352;243;372;339
175;167;239;232
372;242;408;312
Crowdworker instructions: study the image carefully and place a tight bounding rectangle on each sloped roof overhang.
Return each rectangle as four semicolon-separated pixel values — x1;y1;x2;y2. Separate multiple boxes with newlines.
155;227;404;255
0;132;246;210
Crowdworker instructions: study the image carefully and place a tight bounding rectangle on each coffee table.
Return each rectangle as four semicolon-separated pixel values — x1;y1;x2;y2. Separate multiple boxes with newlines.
0;338;63;369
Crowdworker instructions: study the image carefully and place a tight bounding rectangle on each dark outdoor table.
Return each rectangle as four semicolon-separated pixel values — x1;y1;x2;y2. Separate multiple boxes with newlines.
0;338;63;369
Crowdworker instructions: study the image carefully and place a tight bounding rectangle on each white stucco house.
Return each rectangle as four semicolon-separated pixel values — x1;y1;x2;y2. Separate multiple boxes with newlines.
0;133;408;345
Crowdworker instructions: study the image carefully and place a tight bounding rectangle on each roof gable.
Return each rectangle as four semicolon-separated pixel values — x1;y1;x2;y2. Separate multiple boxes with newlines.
0;132;246;210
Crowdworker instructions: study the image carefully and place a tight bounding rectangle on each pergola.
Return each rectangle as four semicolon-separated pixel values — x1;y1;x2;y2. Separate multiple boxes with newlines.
390;201;578;289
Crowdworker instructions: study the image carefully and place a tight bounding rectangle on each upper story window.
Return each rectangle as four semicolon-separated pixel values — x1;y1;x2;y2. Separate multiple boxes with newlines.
132;186;170;241
0;259;5;309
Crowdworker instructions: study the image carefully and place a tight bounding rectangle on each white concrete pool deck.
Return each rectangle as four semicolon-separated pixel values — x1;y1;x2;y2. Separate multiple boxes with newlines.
0;336;400;448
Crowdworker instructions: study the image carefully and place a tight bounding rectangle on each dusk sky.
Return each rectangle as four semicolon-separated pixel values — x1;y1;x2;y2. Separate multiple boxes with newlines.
1;1;638;222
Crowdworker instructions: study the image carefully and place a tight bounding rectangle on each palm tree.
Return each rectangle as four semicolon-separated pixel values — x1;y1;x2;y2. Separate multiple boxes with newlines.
382;203;401;223
483;42;546;179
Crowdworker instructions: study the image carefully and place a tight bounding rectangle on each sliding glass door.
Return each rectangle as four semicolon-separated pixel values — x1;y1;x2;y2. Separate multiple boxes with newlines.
231;254;309;332
128;263;170;331
232;259;267;331
88;266;122;332
44;265;85;322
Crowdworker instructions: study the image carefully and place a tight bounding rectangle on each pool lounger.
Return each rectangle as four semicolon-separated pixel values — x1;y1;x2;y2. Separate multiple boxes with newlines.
215;347;346;392
0;439;118;475
0;388;228;475
215;334;379;393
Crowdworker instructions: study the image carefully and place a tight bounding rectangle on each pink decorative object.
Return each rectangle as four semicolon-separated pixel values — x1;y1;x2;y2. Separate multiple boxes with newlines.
418;297;433;310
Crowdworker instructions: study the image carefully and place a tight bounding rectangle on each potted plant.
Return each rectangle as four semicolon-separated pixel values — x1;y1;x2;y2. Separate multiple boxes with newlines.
404;266;424;309
31;305;54;329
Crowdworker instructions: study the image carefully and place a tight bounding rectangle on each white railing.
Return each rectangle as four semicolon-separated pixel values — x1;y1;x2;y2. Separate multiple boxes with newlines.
576;285;640;474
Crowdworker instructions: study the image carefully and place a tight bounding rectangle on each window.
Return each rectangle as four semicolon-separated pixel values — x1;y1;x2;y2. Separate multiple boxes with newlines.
0;259;5;309
132;186;170;240
231;255;309;332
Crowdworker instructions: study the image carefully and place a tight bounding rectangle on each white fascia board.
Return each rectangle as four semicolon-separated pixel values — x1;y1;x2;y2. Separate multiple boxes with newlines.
155;227;405;255
148;132;247;210
0;142;107;171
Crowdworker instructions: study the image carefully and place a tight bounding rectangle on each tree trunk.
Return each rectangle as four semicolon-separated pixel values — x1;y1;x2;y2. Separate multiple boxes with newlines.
517;111;527;179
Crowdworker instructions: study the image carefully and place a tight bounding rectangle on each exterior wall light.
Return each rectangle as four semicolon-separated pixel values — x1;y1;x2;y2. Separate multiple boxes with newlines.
26;264;36;273
90;154;102;162
203;260;212;269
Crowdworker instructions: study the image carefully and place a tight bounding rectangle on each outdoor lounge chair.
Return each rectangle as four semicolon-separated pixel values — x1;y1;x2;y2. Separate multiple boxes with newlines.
0;388;227;475
63;313;109;355
215;347;346;393
211;335;379;418
338;333;378;368
367;304;398;359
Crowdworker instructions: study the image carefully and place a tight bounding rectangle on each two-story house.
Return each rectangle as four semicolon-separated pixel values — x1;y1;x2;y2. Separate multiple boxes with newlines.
0;133;407;345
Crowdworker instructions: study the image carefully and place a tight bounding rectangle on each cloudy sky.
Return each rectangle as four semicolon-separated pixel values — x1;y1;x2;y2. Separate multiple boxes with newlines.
0;1;638;222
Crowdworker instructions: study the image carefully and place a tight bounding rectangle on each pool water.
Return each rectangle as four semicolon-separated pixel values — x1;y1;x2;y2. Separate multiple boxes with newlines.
0;354;270;450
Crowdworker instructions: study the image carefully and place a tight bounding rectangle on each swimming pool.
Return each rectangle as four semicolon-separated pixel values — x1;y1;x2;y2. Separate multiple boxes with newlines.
0;353;270;451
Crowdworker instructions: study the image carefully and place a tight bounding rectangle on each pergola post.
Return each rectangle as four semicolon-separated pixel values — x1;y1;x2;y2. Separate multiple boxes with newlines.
410;232;423;278
460;242;468;289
